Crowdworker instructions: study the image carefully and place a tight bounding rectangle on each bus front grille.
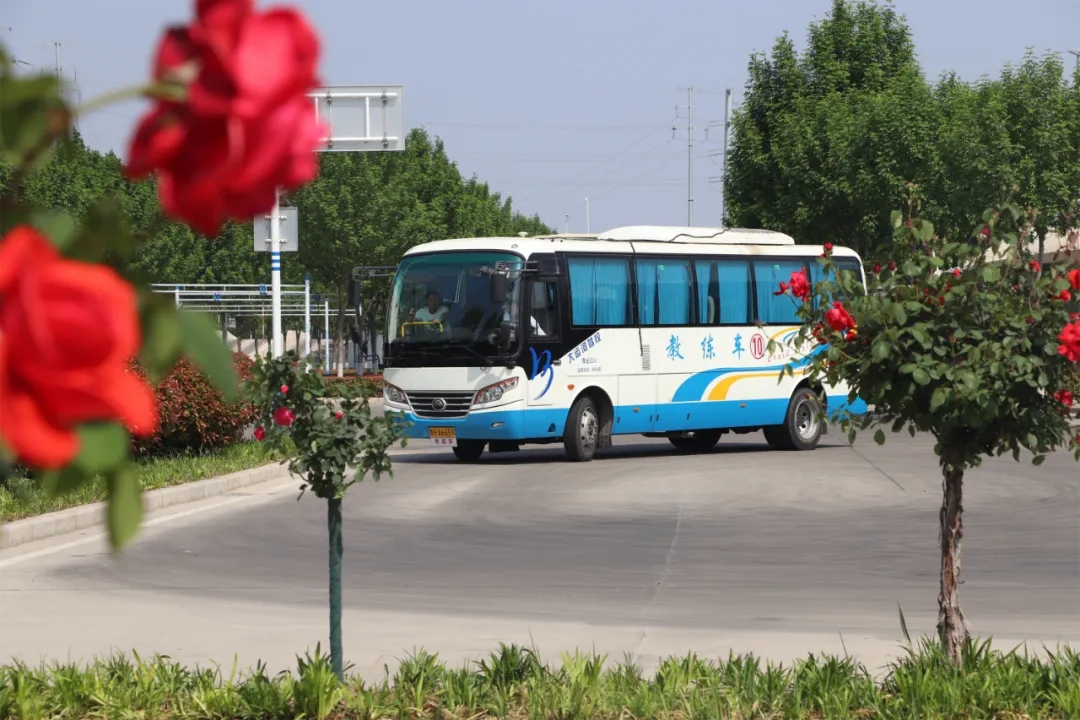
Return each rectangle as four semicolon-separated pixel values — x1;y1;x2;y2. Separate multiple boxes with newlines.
408;391;474;419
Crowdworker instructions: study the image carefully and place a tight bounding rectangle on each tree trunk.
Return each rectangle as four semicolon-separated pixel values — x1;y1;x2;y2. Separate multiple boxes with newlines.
327;496;344;680
938;463;967;665
335;301;345;378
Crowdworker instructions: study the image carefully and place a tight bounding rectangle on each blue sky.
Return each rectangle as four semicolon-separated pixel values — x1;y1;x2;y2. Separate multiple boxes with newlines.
3;0;1078;233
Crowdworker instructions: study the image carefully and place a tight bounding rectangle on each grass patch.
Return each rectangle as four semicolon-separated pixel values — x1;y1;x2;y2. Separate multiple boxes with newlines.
0;441;288;522
3;637;1080;719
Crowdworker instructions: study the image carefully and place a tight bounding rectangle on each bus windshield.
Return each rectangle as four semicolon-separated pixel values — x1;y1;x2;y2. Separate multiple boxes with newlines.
387;250;523;349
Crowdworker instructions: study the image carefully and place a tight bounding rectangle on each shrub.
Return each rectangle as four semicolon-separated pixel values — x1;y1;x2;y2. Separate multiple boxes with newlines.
324;374;383;398
129;352;258;457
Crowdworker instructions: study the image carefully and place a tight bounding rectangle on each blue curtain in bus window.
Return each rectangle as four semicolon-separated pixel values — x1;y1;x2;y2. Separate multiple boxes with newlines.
694;261;714;324
657;260;691;324
568;257;629;325
754;260;805;324
635;258;659;325
717;261;751;324
594;258;630;325
567;258;596;325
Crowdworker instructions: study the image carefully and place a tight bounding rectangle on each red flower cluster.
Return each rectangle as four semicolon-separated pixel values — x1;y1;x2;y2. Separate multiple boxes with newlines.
1059;322;1080;363
774;269;810;301
1068;268;1080;290
126;0;326;237
0;227;159;468
1054;390;1074;407
825;302;857;338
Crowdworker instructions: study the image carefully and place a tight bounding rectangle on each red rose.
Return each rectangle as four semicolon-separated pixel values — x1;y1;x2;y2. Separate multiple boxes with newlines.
952;268;961;277
1030;260;1041;272
280;384;289;394
1058;289;1072;302
1068;268;1080;291
254;425;266;441
273;406;295;426
979;226;991;238
844;329;858;341
1059;322;1080;362
872;263;881;274
0;227;158;469
335;410;343;419
889;260;897;271
1054;390;1074;407
824;301;856;333
126;0;326;237
773;281;790;297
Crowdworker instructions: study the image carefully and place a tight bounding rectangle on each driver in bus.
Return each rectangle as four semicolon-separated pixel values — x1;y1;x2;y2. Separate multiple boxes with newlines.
410;292;448;334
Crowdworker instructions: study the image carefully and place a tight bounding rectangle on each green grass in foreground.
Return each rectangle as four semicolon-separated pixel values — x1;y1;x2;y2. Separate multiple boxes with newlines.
0;441;287;522
3;636;1080;719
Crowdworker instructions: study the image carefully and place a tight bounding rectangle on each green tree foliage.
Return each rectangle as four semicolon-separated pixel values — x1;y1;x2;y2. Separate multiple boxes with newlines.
725;0;1080;260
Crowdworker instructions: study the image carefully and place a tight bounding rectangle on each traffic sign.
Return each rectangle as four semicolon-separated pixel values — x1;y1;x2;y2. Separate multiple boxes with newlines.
253;207;299;251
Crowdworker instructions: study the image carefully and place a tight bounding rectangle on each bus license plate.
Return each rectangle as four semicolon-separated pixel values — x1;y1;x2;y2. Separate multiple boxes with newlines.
428;427;457;447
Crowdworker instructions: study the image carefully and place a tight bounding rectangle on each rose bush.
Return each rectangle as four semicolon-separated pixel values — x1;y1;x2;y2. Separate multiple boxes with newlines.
771;200;1080;666
0;0;325;548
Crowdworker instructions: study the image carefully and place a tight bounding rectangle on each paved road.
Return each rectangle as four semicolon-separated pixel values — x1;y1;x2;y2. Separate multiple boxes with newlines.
2;431;1078;678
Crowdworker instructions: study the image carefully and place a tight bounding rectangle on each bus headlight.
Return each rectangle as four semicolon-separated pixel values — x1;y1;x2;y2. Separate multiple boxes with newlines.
384;384;408;405
473;378;518;406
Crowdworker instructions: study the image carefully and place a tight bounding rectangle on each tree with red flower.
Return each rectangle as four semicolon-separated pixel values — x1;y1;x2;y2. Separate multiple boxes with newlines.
778;201;1080;668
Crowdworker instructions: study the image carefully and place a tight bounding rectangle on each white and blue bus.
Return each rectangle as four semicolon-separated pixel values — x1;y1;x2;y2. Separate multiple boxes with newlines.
381;225;868;462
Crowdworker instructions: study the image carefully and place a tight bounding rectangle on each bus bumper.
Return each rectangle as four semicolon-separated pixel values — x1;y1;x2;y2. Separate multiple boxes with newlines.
383;401;536;441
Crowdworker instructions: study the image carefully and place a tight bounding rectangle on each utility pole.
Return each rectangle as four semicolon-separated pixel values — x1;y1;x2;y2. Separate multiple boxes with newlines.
1069;50;1080;74
675;87;695;226
721;88;732;229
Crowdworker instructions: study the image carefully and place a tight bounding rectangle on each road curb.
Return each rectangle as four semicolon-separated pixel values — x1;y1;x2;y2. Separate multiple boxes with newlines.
0;462;292;551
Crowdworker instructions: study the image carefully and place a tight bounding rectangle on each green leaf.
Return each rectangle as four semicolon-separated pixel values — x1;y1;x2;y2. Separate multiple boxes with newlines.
930;387;947;412
140;305;183;380
176;310;238;401
0;72;67;170
27;208;79;251
872;340;891;362
891;303;907;325
73;422;129;475
39;464;89;498
981;265;1001;283
873;429;885;445
912;368;931;386
106;466;144;550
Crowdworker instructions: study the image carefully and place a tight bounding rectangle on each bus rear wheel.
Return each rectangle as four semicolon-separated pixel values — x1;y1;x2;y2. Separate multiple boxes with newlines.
765;388;823;451
452;440;485;462
564;395;599;462
669;430;722;452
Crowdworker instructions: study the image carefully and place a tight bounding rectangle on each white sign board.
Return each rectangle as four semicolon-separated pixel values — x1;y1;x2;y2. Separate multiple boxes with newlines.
253;207;299;252
309;85;405;152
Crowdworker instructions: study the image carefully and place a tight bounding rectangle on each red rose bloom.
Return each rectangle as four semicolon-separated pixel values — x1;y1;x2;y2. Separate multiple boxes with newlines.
1054;390;1074;407
952;268;961;277
126;0;326;237
824;301;856;333
253;425;266;441
273;406;295;426
0;227;158;468
1030;260;1041;272
1059;322;1080;362
1068;268;1080;291
888;260;897;271
872;263;881;274
1058;289;1072;302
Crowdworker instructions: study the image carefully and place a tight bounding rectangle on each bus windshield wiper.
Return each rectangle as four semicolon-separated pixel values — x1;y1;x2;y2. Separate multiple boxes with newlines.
447;342;492;370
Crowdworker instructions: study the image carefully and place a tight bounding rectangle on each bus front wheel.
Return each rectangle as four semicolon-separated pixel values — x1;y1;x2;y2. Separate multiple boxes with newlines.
563;395;599;462
452;440;485;462
765;388;823;451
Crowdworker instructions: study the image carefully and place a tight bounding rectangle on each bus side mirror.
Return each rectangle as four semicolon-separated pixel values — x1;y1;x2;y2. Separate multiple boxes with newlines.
497;321;512;350
490;273;508;304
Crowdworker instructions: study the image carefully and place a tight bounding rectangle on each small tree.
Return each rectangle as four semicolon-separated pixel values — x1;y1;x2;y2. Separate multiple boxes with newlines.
772;200;1080;666
244;351;406;679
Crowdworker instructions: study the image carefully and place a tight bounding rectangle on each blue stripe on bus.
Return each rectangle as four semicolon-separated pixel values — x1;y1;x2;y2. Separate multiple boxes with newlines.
670;351;819;403
387;394;869;442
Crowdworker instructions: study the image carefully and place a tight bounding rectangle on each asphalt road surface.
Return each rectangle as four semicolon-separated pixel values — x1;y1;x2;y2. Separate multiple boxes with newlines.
3;430;1078;678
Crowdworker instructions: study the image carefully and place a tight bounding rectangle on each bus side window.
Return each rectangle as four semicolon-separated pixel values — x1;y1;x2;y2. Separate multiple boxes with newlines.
753;259;805;324
529;281;560;339
696;259;751;325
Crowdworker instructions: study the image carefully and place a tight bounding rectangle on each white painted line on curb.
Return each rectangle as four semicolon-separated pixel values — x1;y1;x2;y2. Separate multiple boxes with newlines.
0;478;299;569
